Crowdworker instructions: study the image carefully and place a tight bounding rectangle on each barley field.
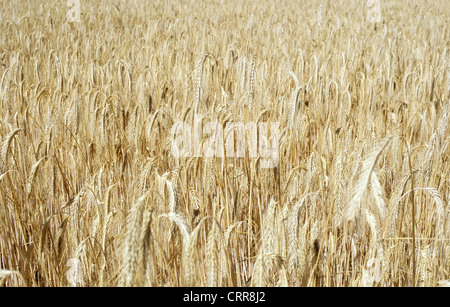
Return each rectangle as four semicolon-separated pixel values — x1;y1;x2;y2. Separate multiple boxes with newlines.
0;0;449;287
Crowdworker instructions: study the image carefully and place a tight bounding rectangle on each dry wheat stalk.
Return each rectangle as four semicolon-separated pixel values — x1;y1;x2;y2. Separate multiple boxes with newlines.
0;0;448;288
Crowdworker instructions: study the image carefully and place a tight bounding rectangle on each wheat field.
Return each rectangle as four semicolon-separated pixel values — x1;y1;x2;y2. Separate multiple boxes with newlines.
0;0;449;287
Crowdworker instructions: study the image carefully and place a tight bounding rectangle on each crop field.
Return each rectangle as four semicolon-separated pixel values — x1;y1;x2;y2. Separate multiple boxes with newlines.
0;0;449;287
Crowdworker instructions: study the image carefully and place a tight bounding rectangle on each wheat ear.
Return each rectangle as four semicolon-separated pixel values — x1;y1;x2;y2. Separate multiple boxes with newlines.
344;137;392;224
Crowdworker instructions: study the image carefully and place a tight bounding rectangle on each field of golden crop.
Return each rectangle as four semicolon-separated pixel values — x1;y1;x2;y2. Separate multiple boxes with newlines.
0;0;449;287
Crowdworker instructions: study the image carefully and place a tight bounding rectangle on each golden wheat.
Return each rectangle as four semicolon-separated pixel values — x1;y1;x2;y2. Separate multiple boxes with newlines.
0;0;449;287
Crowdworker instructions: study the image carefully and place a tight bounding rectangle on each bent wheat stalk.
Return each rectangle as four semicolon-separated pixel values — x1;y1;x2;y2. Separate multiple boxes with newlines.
344;137;392;227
